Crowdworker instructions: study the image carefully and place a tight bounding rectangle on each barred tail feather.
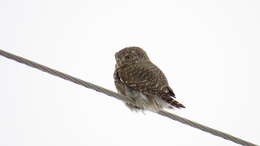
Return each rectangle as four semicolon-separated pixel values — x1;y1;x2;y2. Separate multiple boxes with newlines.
162;95;185;108
169;99;185;108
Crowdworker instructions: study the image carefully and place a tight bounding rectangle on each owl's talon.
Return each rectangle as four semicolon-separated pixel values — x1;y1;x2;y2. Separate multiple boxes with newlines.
125;103;143;111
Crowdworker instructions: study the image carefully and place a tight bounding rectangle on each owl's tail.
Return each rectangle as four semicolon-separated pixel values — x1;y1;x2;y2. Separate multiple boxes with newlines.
169;99;185;108
163;96;185;108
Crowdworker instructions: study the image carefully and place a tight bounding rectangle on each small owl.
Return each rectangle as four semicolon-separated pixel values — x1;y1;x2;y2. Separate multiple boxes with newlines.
114;47;185;112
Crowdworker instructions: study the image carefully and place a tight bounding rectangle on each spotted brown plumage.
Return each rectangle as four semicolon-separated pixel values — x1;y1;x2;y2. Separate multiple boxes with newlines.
114;47;185;112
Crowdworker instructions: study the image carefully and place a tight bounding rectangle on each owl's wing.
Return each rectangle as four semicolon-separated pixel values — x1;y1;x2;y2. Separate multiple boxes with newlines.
116;63;175;98
116;63;185;108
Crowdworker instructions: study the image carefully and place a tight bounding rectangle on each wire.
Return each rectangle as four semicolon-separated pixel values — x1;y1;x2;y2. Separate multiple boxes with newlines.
0;49;257;146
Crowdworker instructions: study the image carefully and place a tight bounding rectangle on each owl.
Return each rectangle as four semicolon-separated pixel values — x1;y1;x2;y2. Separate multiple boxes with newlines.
114;47;185;112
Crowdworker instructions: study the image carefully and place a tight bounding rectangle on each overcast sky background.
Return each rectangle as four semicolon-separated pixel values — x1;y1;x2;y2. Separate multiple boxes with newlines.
0;0;259;146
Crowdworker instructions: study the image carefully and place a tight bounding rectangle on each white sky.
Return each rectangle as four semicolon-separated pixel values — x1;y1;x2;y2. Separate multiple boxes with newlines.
0;0;259;145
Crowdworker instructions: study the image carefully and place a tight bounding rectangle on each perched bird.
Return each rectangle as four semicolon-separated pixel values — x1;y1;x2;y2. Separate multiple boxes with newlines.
113;47;185;112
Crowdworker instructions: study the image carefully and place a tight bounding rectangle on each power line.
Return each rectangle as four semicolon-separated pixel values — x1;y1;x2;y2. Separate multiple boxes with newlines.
0;49;257;146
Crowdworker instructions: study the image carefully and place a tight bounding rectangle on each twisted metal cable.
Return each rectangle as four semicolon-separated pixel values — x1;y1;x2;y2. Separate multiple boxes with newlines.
0;49;257;146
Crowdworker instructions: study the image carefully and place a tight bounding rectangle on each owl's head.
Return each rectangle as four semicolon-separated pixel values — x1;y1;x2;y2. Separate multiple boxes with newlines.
115;47;150;67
